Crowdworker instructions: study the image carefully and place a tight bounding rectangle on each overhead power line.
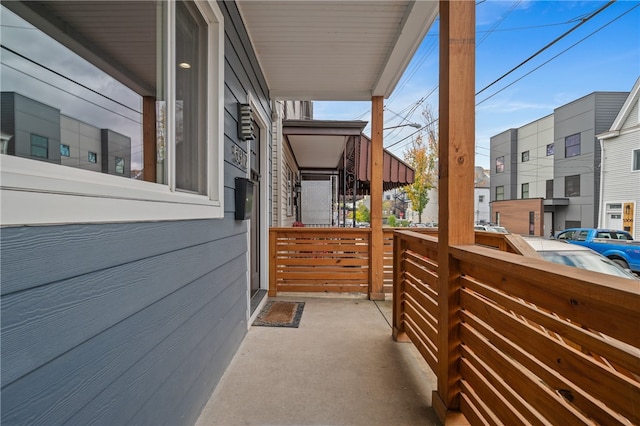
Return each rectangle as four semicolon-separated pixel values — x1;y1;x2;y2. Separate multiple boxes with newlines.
476;0;616;96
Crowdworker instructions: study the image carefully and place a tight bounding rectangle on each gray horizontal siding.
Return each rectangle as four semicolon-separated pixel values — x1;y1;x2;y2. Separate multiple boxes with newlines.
1;1;271;425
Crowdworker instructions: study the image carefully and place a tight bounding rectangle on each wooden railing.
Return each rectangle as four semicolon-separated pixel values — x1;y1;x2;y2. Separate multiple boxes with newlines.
393;230;640;425
269;228;370;295
271;227;531;296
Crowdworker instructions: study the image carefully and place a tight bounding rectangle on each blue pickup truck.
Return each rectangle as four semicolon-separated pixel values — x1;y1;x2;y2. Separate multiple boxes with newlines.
555;228;640;273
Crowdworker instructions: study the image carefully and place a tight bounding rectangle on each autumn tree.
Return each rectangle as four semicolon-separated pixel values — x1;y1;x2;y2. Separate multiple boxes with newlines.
403;106;438;223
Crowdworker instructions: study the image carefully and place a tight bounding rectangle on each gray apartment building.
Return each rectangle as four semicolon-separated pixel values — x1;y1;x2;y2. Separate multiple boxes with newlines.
490;91;628;235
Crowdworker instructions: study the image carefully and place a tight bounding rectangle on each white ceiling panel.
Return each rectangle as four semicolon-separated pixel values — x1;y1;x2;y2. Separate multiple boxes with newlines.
237;1;438;101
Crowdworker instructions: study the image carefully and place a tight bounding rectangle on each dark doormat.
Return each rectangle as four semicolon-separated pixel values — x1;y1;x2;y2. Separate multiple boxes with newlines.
253;301;305;328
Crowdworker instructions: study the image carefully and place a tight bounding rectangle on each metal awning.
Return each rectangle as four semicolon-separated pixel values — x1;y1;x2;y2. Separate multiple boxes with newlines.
283;120;414;194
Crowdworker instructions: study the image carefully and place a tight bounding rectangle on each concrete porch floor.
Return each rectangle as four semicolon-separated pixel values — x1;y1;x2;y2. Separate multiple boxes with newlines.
196;296;439;426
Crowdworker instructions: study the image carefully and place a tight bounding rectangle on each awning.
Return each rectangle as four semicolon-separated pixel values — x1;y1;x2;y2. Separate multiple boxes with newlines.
283;120;414;195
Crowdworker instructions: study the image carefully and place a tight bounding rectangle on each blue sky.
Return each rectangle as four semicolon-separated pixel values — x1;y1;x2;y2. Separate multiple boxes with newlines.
313;0;640;169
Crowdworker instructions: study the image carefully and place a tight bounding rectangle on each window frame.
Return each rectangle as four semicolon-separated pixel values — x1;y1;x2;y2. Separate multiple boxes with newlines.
495;156;504;173
564;174;581;197
633;148;640;171
521;182;529;199
565;133;581;158
495;185;504;201
0;0;225;226
546;143;554;156
521;150;529;162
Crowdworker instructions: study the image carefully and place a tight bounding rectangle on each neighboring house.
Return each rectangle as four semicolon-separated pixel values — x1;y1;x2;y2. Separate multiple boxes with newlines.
0;1;438;425
474;166;490;224
271;100;313;226
1;92;132;176
597;77;640;239
490;91;628;236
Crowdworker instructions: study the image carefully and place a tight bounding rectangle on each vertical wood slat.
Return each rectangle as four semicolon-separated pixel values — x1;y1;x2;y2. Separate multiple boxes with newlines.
370;96;384;300
435;0;476;421
269;229;277;296
142;96;156;182
392;232;408;341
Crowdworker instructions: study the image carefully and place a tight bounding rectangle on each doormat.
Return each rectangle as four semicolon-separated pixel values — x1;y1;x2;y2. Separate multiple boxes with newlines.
253;301;305;328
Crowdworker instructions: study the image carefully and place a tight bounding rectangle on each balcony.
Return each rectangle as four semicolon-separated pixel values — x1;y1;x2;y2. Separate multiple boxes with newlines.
203;228;639;425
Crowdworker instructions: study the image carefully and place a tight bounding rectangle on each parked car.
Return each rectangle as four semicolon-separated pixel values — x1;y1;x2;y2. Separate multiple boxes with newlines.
410;223;428;228
522;237;638;280
474;224;509;234
555;228;640;273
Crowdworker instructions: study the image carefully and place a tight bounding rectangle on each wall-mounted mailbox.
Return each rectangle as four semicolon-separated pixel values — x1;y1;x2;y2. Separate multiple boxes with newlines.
235;177;254;220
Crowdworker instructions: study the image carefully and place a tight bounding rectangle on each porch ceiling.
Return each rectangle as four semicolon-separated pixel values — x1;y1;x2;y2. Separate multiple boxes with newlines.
237;1;439;101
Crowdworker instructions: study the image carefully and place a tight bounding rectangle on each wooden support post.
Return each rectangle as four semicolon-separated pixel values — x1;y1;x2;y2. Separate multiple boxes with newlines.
369;96;384;300
142;96;157;182
434;0;476;423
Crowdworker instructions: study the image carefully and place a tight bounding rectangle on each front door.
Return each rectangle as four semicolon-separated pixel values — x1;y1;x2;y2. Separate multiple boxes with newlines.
250;120;261;298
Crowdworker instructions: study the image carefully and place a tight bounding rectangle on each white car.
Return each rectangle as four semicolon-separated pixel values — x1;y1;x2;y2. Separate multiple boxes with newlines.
522;237;638;280
475;225;509;234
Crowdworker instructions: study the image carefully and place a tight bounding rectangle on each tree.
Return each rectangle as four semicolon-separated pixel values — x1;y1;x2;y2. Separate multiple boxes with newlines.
387;214;397;227
356;202;370;223
403;106;438;223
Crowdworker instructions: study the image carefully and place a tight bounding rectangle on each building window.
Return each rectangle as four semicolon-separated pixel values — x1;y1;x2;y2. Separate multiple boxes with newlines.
495;156;505;173
529;211;535;235
546;179;553;199
521;183;529;199
565;134;580;158
565;175;580;197
521;150;529;162
479;195;485;203
496;186;504;201
30;134;48;159
115;157;125;175
0;1;226;225
546;143;554;156
633;148;640;171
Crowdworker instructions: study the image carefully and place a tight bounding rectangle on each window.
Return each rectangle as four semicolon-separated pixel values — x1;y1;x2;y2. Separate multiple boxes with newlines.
546;143;554;156
565;134;580;157
0;1;225;225
30;134;48;159
478;195;485;203
565;175;580;197
565;220;581;229
546;179;553;199
633;148;640;171
521;150;529;162
495;156;505;173
115;157;125;175
529;211;535;235
495;186;504;201
521;183;529;199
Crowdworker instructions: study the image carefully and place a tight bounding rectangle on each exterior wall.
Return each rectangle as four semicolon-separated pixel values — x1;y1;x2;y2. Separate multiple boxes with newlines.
553;92;627;230
491;198;545;236
474;187;490;224
60;115;102;172
517;115;553;199
601;94;640;239
1;92;61;164
271;100;308;227
490;128;517;201
0;3;271;426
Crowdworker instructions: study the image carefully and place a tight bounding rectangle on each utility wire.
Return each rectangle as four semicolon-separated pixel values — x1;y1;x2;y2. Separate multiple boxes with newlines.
1;44;142;115
476;2;639;106
2;62;143;124
476;0;616;96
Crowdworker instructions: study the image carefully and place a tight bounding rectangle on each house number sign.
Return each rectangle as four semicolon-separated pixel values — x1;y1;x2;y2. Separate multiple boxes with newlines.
231;144;248;170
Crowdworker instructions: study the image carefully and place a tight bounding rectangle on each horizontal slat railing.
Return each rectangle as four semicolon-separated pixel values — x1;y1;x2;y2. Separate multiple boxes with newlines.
269;228;371;295
393;230;640;425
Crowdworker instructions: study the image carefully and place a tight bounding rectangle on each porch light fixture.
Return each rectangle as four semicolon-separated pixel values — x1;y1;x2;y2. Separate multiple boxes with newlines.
238;103;255;141
178;62;191;69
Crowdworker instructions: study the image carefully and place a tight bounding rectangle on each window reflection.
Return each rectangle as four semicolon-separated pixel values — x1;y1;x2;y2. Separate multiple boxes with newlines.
0;5;144;178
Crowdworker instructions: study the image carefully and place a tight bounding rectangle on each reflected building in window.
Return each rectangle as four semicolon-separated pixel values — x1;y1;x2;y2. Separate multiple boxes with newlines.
1;92;130;177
